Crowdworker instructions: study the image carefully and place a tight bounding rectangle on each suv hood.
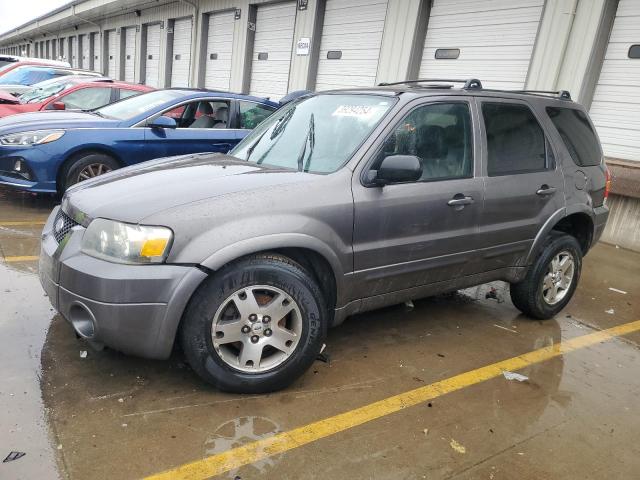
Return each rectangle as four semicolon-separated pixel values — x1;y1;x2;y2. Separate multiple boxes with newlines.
0;110;118;133
63;153;316;224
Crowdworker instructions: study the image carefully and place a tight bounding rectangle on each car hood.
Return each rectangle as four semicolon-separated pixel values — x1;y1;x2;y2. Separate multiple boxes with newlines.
0;90;19;104
0;111;118;133
63;153;317;224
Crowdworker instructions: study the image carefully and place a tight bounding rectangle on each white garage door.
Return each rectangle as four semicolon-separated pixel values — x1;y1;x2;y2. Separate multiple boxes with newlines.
106;30;117;78
144;24;161;88
81;34;90;69
419;0;544;90
46;40;51;59
315;0;388;91
204;10;235;90
51;39;56;60
171;17;193;87
124;27;137;83
69;37;77;67
92;33;101;72
589;0;640;162
249;1;296;100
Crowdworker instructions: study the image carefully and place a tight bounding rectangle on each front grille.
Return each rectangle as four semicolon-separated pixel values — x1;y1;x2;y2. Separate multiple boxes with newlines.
53;209;79;243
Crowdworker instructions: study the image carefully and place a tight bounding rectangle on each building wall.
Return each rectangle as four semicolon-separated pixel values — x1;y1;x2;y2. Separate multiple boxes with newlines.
0;0;639;250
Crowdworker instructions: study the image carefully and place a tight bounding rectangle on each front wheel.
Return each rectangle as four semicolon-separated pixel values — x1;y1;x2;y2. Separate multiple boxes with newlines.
180;254;327;393
510;233;582;320
62;153;120;192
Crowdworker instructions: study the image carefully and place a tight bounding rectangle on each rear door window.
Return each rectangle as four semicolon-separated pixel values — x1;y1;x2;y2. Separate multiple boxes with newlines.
238;101;276;129
57;87;112;110
546;107;602;166
482;103;549;176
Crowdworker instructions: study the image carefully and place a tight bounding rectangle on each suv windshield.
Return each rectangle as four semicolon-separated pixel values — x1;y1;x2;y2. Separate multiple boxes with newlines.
96;90;186;120
231;94;395;173
0;66;53;85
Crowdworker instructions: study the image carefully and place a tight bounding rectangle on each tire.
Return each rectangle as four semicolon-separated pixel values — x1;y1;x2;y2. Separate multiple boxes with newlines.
180;254;327;393
62;153;120;192
510;233;582;320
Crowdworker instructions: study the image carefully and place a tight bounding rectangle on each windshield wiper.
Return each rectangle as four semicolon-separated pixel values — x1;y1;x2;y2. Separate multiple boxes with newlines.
296;113;315;172
245;129;268;161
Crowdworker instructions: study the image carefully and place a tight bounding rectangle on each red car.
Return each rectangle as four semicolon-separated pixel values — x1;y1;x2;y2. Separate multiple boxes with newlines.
0;77;153;117
0;56;71;76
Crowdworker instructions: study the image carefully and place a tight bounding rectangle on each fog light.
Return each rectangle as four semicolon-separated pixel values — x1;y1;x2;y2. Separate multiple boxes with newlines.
14;159;22;171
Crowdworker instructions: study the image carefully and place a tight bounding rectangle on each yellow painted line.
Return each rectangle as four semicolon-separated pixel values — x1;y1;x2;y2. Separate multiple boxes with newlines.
0;221;45;226
3;255;39;263
145;319;640;480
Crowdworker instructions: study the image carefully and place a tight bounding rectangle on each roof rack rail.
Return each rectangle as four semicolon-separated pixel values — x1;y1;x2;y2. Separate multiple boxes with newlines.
511;89;572;100
378;78;483;89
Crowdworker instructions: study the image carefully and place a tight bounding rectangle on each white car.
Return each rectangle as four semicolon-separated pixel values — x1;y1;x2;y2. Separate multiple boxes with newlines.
0;65;102;96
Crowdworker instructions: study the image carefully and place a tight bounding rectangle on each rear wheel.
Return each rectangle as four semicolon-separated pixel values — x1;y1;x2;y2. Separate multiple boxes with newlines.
62;153;119;192
180;254;326;393
510;233;582;319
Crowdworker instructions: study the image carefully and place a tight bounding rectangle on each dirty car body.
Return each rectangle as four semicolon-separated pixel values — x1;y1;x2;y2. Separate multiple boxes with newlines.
39;83;609;392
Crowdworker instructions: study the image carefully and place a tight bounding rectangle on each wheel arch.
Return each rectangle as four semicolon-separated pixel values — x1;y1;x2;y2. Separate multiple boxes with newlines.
56;147;124;193
525;207;595;265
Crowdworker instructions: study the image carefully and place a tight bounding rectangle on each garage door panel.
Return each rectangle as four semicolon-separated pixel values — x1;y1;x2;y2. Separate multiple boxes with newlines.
589;0;640;161
314;0;388;91
145;24;161;87
205;11;234;90
249;1;296;101
124;27;136;82
419;0;543;89
171;17;192;87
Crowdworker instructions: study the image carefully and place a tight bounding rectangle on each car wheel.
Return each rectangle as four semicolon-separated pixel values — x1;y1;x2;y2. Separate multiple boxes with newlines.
63;153;119;191
180;254;327;393
510;233;582;320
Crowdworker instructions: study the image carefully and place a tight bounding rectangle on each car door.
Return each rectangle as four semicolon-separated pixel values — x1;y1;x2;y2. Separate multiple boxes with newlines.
472;98;565;273
143;99;237;158
350;99;483;300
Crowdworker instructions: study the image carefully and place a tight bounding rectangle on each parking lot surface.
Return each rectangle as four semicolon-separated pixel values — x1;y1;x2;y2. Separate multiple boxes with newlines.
1;186;639;480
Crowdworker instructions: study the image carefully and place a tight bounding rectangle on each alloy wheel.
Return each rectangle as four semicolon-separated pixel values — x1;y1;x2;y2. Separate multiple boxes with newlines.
541;250;575;305
211;285;302;373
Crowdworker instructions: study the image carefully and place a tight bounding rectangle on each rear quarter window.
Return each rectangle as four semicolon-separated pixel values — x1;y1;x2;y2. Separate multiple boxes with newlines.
546;107;602;167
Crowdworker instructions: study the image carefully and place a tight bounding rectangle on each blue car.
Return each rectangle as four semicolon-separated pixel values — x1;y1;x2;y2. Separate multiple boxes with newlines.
0;89;279;193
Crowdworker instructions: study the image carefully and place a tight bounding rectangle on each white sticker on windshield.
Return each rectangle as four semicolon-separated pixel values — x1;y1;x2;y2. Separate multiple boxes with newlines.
332;105;377;118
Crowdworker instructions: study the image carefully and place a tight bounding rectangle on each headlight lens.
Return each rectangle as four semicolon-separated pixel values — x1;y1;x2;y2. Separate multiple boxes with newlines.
0;130;65;146
81;218;173;264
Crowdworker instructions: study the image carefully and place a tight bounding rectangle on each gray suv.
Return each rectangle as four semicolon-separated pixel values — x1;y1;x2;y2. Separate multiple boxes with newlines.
39;79;609;393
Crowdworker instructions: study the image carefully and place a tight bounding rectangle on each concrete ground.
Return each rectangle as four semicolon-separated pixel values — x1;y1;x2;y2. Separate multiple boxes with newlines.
0;186;639;480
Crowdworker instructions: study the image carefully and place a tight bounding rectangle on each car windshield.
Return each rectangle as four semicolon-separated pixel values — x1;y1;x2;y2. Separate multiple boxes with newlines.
0;66;52;85
95;89;186;120
231;94;395;173
19;78;76;103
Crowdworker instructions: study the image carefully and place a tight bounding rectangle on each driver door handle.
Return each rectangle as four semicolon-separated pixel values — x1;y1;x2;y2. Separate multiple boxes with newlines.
536;185;557;196
447;195;474;207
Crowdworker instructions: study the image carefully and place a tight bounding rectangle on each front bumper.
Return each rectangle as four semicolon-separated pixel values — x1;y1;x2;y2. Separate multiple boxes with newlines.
39;206;207;359
0;145;59;193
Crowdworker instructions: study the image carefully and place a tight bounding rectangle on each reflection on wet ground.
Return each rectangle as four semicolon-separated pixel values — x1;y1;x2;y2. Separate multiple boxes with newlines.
0;186;639;480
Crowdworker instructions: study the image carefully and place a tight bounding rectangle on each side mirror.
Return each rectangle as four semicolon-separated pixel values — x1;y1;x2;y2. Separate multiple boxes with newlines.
148;115;177;129
51;101;66;110
375;155;422;185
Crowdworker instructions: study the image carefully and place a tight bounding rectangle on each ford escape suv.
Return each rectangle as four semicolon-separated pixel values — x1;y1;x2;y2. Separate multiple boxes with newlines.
39;79;609;393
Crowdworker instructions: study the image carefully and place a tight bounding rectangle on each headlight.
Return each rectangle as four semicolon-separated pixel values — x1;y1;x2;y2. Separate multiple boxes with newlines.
0;130;65;146
81;218;173;264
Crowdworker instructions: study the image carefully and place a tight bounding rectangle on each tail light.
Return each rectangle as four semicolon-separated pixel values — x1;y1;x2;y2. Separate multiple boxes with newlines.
604;168;611;200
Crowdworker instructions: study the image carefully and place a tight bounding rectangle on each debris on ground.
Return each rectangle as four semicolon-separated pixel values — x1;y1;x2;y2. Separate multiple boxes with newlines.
404;300;414;310
608;287;627;295
449;439;466;454
605;308;615;315
423;428;429;436
80;350;87;359
493;324;518;334
3;451;26;463
316;348;331;364
502;371;529;382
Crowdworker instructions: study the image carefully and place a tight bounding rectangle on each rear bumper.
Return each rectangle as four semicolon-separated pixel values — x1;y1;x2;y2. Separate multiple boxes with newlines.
593;204;609;246
39;207;207;359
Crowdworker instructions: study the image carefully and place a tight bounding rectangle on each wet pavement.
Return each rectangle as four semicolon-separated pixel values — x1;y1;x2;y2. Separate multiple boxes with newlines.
0;186;639;480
